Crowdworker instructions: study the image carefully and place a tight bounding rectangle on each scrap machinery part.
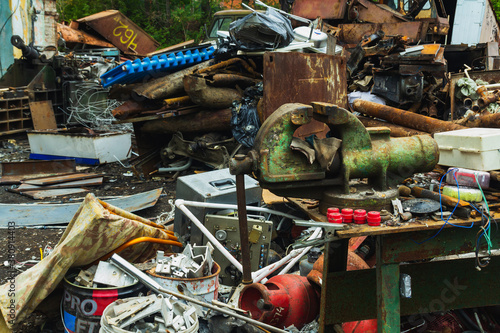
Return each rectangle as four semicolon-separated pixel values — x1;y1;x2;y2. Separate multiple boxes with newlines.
230;102;439;212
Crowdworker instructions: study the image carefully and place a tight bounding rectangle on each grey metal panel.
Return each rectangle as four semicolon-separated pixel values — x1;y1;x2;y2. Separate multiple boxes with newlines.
174;168;262;245
451;0;486;45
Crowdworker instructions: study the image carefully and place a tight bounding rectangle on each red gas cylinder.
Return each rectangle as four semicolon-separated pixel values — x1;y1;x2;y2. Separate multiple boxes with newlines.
343;319;377;333
238;274;320;329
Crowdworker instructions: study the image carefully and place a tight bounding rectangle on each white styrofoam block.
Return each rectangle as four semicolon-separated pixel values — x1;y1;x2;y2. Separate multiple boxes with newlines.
434;128;500;171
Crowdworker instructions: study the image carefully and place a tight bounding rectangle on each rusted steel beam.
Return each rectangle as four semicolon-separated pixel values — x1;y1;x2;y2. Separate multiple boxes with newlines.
140;108;232;134
133;60;212;100
57;23;114;48
76;10;159;54
357;116;429;137
339;22;423;44
352;100;467;134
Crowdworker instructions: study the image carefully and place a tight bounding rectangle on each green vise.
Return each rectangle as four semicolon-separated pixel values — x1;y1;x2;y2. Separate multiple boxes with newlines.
230;102;439;211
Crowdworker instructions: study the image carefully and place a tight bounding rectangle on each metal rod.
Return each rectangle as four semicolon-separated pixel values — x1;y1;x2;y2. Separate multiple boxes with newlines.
175;201;244;272
110;254;288;333
353;99;467;134
176;199;300;220
236;173;253;284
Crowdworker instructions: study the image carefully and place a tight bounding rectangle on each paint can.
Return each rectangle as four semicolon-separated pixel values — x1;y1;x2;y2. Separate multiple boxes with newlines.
62;270;144;333
146;262;220;303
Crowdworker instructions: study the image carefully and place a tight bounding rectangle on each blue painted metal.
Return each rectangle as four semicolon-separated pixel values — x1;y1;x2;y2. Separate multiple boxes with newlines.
100;46;215;87
0;1;15;75
29;153;100;166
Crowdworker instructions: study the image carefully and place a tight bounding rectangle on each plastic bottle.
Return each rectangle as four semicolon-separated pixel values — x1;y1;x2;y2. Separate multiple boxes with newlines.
299;247;322;277
445;167;490;189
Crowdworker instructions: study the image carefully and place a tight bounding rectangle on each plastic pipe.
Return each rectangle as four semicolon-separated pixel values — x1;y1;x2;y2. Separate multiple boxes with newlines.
98;237;183;262
177;199;300;220
158;158;192;173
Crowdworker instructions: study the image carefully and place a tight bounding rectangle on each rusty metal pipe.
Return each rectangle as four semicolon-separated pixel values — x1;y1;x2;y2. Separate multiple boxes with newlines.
471;101;480;112
463;98;473;108
352;100;467;134
428;104;438;118
236;172;253;285
477;93;500;108
164;95;191;106
209;74;261;87
463;112;500;128
357;116;429;137
197;58;259;77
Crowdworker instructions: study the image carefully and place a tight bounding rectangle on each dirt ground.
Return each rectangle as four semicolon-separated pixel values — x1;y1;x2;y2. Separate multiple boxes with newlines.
0;133;185;332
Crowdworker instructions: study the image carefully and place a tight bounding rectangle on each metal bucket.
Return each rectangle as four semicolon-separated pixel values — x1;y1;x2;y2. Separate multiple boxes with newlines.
146;262;220;303
99;296;199;333
63;271;144;333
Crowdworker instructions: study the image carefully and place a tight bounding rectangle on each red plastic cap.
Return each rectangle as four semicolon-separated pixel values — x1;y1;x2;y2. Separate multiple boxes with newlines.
353;209;367;224
328;212;343;224
327;207;340;215
341;208;354;223
367;211;381;226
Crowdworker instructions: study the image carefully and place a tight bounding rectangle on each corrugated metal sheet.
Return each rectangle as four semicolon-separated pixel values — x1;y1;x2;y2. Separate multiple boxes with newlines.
451;0;486;45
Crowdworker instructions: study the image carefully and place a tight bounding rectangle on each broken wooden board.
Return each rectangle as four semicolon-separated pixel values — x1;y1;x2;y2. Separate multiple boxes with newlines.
21;173;103;186
0;160;77;184
20;188;89;200
0;188;162;226
29;100;57;130
12;177;104;192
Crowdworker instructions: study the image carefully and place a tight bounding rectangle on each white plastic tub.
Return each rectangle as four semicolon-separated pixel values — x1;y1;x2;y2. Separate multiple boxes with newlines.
434;128;500;171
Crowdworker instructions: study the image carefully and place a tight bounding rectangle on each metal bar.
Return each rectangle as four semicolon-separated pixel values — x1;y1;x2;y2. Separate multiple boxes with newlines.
353;99;466;134
377;236;401;333
236;173;253;284
110;254;288;333
319;239;349;333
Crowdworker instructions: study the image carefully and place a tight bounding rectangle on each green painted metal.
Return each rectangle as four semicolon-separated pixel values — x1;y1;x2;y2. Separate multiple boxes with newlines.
321;257;500;324
312;102;439;193
320;226;500;329
377;236;401;333
253;103;325;183
380;227;498;264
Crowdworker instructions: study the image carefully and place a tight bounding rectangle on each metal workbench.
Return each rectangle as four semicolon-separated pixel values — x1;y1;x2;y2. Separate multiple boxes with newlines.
289;198;500;333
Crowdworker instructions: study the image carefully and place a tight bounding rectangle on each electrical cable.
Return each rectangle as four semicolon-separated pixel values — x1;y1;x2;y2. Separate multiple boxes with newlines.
0;0;21;76
414;168;473;244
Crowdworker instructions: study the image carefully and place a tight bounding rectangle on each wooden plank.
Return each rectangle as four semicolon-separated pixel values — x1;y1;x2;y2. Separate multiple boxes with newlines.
287;197;499;238
21;188;89;200
0;188;162;226
29;100;57;130
21;173;103;186
14;177;103;191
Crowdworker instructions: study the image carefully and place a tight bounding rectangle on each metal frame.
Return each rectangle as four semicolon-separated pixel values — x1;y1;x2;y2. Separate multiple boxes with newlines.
319;224;500;332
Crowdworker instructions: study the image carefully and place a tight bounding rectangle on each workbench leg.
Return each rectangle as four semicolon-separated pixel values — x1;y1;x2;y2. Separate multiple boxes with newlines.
320;239;349;333
376;235;400;333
